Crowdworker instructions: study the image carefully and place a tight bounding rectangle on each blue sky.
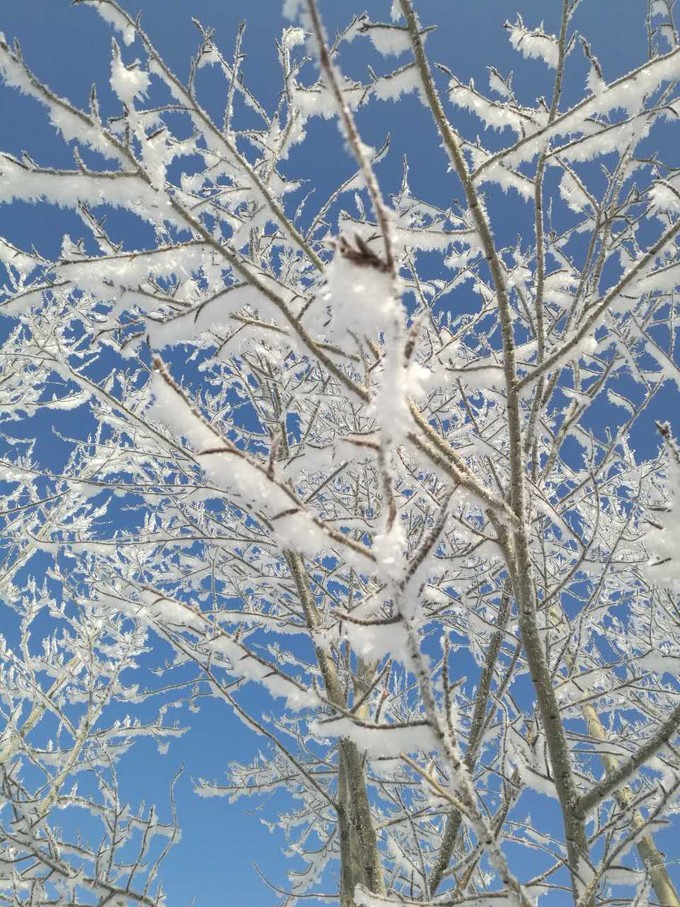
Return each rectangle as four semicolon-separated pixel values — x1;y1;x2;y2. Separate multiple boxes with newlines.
0;1;675;905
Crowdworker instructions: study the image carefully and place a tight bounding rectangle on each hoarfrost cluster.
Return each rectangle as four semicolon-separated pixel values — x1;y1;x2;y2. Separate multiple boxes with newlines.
0;0;679;904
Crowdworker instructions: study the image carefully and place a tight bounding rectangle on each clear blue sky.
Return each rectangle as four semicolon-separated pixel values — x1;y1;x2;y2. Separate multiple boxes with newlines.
0;2;668;904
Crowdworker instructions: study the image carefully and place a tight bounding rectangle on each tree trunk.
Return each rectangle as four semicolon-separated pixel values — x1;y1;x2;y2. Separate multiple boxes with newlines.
287;553;385;905
338;739;386;906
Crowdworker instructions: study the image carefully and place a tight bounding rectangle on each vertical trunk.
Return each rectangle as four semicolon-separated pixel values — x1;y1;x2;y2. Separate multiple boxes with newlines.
510;539;592;902
338;739;386;906
287;553;385;905
398;2;591;895
338;658;386;905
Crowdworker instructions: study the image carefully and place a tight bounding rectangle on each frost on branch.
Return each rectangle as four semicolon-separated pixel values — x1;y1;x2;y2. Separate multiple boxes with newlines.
505;16;559;68
1;0;680;904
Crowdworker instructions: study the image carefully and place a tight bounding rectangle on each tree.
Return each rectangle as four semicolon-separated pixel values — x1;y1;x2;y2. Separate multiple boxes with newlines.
0;473;179;904
1;0;680;903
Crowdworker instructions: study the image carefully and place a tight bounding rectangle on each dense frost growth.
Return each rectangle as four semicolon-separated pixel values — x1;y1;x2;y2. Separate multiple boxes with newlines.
1;0;679;905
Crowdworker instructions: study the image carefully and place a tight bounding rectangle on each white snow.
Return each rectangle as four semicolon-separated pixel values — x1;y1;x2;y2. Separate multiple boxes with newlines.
110;46;150;107
506;18;559;69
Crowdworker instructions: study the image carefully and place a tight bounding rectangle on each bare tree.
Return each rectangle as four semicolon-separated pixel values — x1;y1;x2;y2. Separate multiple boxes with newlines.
0;508;180;905
1;0;680;903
